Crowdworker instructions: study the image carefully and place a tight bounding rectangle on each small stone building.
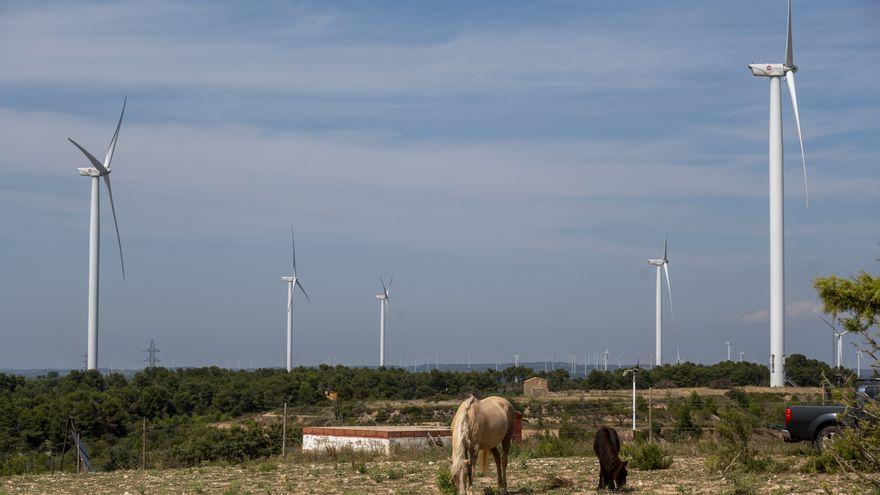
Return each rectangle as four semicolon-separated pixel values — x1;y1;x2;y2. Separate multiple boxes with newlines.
523;377;548;397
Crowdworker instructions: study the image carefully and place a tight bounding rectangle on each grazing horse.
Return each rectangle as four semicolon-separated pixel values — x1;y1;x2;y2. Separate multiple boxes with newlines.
450;395;514;495
593;426;628;491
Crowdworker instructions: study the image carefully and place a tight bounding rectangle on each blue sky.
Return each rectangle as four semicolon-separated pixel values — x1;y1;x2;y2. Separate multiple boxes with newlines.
0;0;878;370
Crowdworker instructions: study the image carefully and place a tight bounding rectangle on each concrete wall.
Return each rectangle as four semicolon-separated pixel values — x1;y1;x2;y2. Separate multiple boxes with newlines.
303;434;451;455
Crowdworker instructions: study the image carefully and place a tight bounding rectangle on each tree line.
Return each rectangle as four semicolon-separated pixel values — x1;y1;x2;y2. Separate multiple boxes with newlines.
0;355;841;475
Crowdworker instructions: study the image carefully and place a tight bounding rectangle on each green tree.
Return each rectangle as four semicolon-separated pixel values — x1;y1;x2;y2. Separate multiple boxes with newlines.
814;270;880;486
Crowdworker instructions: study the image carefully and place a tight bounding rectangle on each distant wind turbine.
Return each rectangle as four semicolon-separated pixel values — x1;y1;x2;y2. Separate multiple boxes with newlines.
648;227;673;366
820;317;848;369
68;97;127;371
281;225;309;372
747;0;810;387
376;276;392;367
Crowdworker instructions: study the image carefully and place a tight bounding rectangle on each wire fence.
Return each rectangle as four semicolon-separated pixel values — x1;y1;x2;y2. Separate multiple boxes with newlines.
12;391;825;476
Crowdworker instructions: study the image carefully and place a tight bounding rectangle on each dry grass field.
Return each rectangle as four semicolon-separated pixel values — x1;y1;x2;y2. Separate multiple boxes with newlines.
1;454;869;495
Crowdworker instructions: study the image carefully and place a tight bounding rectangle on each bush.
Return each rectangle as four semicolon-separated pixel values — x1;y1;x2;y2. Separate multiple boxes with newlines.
707;408;778;473
623;442;673;470
436;463;456;495
557;422;591;442
723;473;758;495
709;378;734;389
534;433;579;457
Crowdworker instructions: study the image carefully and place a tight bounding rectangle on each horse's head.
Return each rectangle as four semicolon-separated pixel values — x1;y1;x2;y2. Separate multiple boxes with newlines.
451;454;473;494
612;459;628;490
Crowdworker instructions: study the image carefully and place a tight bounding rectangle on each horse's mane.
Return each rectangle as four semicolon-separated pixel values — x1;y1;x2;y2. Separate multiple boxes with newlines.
451;395;476;474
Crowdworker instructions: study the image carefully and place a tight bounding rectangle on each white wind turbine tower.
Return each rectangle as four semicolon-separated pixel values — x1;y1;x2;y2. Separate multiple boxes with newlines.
820;317;848;369
281;225;309;372
68;97;127;371
748;0;810;387
376;276;392;367
648;228;672;366
726;340;733;361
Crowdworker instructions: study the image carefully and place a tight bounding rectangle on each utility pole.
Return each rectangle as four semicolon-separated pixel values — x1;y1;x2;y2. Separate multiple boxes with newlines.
623;367;640;431
648;387;653;443
142;339;160;368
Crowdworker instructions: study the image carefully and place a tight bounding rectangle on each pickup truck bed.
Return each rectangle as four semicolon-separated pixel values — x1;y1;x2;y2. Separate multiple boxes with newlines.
783;404;843;449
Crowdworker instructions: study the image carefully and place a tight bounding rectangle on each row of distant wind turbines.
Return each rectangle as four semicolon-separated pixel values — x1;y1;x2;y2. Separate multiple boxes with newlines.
71;1;814;385
280;227;393;371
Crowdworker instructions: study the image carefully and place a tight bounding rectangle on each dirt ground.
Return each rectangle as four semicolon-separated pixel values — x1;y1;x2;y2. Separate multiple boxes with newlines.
2;455;868;495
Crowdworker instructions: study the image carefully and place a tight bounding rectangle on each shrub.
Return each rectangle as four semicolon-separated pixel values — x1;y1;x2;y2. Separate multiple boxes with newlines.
557;422;591;442
534;433;579;457
709;378;734;389
725;388;750;407
723;473;758;495
385;467;404;480
623;442;673;470
436;464;456;495
707;408;778;473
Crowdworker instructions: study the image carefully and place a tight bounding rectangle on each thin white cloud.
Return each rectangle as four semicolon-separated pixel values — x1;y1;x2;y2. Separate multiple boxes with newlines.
741;299;823;323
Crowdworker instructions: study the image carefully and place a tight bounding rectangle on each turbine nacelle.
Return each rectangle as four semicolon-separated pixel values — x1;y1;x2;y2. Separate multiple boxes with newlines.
747;63;789;77
281;276;296;282
76;167;106;177
647;258;665;266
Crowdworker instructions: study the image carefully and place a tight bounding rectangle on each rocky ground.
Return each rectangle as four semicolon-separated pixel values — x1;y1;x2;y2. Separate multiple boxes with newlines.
1;455;869;495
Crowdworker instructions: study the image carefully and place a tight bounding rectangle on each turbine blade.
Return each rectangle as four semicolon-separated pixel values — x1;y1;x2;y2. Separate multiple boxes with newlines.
103;175;125;279
68;138;106;173
663;263;673;320
290;224;297;274
786;72;808;207
296;278;310;302
819;316;836;332
663;225;668;261
380;276;387;295
104;96;126;170
784;0;793;68
387;274;393;294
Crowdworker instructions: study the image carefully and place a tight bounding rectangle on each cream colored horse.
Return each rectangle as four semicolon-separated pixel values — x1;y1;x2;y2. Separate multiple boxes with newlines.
450;395;514;495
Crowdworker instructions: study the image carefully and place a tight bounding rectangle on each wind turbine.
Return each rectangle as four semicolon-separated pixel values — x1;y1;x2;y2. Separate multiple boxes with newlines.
648;227;672;366
603;350;610;371
748;0;810;387
68;97;127;371
281;225;309;372
376;276;392;367
820;317;848;369
726;340;733;361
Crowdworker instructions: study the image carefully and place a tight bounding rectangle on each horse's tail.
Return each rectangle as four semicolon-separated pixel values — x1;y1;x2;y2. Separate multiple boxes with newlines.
479;449;488;473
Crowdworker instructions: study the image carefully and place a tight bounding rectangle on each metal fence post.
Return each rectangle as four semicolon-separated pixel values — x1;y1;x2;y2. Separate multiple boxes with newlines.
281;402;288;458
142;418;146;470
648;387;653;443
